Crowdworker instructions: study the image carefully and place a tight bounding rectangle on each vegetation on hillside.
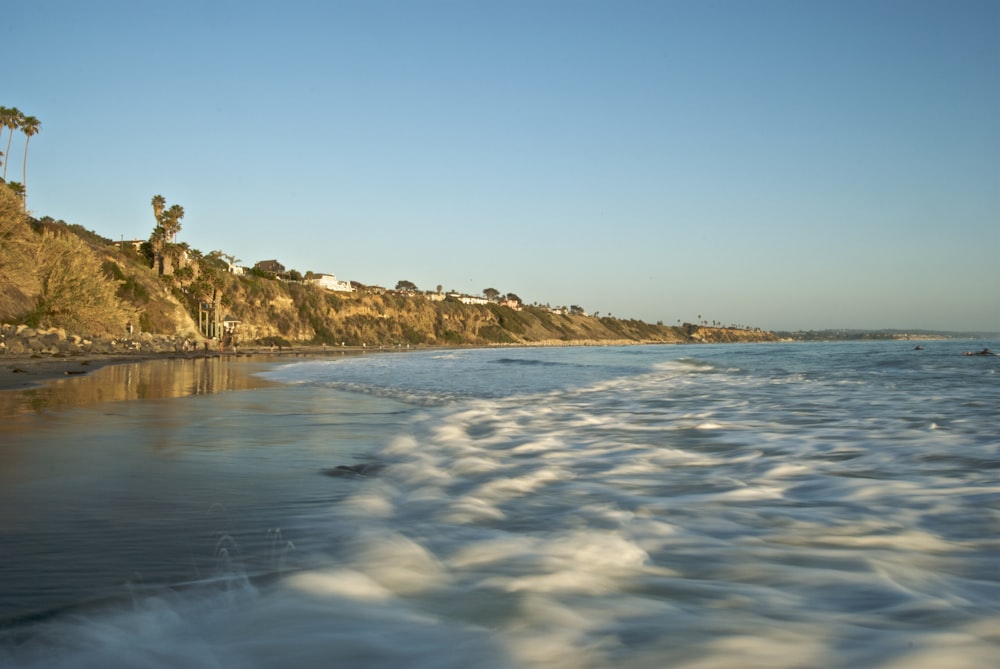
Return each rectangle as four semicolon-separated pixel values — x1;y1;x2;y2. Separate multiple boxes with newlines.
0;181;778;347
0;183;197;336
1;184;133;333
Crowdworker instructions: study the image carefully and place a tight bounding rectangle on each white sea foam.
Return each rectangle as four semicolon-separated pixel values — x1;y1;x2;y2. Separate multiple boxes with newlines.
4;342;999;668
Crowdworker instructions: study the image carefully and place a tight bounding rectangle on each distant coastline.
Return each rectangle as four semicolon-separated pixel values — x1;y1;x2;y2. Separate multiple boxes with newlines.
774;328;997;342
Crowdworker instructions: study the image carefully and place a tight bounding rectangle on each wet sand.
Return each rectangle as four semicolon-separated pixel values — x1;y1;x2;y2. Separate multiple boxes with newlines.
0;354;154;391
0;352;232;392
0;346;389;393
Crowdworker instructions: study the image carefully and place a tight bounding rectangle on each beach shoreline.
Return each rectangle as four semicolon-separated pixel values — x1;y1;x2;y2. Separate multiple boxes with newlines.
0;347;377;393
0;339;698;393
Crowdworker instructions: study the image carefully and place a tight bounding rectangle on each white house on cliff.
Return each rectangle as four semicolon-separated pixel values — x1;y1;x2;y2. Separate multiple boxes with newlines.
307;273;354;292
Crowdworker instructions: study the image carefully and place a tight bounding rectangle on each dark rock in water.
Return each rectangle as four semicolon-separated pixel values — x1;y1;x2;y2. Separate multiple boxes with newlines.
321;463;385;478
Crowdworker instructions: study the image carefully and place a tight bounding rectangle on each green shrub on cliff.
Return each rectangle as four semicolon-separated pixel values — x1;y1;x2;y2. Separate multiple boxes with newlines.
25;231;136;333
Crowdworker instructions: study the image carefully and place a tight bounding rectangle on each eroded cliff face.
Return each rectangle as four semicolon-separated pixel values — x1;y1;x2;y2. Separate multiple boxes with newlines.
216;285;778;347
226;290;511;346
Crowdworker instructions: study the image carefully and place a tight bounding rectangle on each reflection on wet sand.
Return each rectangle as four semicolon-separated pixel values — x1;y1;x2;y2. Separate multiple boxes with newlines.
0;356;280;418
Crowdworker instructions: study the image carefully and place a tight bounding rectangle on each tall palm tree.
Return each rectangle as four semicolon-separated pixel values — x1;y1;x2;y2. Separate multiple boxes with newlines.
150;194;167;235
151;194;166;223
0;106;8;178
1;107;23;181
150;224;167;275
162;203;184;242
20;115;40;206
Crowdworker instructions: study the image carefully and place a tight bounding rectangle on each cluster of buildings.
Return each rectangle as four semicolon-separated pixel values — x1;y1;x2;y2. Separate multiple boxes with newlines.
425;293;523;310
250;260;522;310
251;260;353;292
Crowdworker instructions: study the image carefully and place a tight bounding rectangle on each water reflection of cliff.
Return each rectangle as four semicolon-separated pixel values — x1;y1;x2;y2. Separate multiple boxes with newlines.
0;357;280;417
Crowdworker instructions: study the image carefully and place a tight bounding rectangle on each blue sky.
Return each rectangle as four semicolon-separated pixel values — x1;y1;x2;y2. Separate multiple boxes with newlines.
5;0;999;332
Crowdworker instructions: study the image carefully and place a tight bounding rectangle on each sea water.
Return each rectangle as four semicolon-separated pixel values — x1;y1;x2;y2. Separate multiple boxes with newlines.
0;342;998;668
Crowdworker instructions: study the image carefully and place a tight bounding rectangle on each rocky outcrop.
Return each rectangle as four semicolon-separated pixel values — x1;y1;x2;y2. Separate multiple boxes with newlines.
1;323;197;357
686;326;777;343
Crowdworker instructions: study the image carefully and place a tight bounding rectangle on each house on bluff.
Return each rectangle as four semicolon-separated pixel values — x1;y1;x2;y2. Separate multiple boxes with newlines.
307;273;354;293
254;259;286;275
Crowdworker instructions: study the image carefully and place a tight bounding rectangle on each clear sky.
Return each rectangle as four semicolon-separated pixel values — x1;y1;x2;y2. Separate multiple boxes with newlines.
5;0;999;332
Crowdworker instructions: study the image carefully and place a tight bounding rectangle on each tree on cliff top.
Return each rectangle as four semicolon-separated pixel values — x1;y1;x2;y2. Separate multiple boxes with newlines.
0;106;23;181
19;115;40;208
151;194;166;221
149;195;185;274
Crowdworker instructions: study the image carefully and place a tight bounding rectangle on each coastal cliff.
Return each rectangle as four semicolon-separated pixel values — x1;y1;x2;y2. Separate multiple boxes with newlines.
214;284;776;347
0;185;777;349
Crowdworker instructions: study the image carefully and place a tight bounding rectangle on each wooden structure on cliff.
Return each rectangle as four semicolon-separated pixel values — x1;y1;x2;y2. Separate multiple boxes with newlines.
199;301;221;340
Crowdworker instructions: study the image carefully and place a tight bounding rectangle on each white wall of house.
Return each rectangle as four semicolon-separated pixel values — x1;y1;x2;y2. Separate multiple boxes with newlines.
309;273;354;292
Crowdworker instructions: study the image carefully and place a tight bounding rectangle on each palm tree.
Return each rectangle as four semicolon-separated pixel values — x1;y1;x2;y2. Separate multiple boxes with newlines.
0;106;8;178
162;203;184;242
151;194;166;223
1;107;23;181
19;115;40;206
149;223;167;274
220;252;241;273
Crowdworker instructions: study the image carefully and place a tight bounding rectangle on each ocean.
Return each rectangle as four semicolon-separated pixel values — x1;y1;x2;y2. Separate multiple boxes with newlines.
0;341;997;668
